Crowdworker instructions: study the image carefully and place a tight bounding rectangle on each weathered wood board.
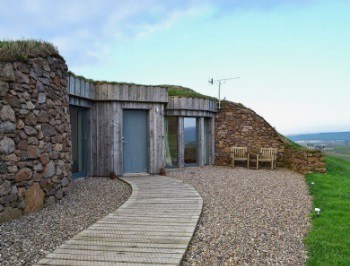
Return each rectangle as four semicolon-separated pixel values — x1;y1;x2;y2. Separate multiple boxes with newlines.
35;175;203;266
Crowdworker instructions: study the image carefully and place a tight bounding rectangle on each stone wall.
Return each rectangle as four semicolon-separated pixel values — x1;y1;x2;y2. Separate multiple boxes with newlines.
0;56;71;222
215;101;286;166
215;100;326;174
285;148;326;174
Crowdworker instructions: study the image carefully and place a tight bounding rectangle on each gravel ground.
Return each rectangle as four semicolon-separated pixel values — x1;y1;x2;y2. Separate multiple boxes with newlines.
0;177;131;266
168;166;312;265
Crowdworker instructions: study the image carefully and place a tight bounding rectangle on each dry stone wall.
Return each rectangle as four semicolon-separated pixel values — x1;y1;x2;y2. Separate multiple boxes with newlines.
0;56;71;223
285;148;326;174
215;100;326;174
215;101;286;166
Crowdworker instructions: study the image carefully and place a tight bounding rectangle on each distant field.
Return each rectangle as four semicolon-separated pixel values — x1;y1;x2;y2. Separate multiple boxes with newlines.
289;131;350;162
329;145;350;162
334;145;350;153
288;131;350;142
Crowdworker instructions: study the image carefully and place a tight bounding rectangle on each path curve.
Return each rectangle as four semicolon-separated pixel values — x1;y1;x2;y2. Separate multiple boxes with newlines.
35;175;203;265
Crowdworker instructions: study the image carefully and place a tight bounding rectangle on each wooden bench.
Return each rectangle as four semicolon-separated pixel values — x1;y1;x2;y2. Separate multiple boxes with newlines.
231;147;250;168
256;148;278;170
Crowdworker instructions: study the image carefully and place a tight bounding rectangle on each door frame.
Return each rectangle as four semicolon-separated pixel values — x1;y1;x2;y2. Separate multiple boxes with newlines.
121;108;150;174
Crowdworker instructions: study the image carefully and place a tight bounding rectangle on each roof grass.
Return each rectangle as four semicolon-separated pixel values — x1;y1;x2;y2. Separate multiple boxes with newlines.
68;71;216;100
159;84;216;100
0;40;61;62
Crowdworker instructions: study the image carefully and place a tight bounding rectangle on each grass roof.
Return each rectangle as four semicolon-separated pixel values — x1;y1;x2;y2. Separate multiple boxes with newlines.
0;40;61;62
160;84;216;100
68;71;216;100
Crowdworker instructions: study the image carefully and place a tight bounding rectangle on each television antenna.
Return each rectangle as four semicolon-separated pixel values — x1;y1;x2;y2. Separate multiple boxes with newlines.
208;76;240;109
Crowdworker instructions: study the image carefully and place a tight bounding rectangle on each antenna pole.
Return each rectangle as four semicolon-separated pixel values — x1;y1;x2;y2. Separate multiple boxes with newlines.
218;81;221;109
209;76;240;109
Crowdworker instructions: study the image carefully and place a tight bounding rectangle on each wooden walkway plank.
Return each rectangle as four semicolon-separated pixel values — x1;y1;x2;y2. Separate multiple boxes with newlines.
35;175;203;265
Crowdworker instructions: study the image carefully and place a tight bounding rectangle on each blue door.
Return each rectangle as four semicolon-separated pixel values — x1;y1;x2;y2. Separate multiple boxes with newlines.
123;110;148;173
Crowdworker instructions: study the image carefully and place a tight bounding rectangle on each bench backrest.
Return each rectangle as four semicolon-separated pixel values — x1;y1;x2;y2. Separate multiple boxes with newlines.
260;148;277;159
231;147;248;158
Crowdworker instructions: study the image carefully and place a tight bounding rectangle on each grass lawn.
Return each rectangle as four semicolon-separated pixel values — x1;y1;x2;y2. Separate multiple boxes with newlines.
305;156;350;265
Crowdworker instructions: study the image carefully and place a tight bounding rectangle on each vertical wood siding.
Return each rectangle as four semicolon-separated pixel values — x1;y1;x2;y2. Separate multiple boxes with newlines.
89;102;165;176
177;117;185;168
68;75;217;175
198;117;205;166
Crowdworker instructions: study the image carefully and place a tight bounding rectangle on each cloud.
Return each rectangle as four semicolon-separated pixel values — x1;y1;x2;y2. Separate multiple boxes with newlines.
203;0;314;12
0;0;316;68
0;0;199;66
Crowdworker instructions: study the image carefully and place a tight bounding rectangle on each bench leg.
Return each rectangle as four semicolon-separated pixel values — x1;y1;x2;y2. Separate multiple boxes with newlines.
232;159;235;168
256;159;259;170
271;159;274;170
247;159;250;169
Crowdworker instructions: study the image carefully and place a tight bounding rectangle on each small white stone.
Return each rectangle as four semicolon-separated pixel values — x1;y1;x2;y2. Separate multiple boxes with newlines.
26;101;35;110
38;93;46;104
315;208;321;215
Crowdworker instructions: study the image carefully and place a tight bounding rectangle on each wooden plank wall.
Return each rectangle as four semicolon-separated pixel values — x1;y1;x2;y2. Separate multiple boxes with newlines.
197;117;205;166
69;96;93;108
95;84;168;103
68;75;218;174
165;110;215;117
91;102;115;176
68;75;168;103
86;105;95;176
167;97;217;112
68;76;96;100
177;118;184;168
89;102;165;176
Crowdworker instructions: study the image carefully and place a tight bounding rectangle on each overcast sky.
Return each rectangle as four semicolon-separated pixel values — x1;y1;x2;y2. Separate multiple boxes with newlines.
1;0;349;134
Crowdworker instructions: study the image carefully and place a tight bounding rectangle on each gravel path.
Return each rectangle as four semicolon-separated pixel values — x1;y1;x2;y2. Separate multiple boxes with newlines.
0;177;131;266
168;166;312;265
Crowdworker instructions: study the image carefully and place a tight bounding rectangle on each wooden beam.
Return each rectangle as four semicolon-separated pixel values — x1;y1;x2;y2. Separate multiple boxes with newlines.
198;117;204;166
177;117;184;168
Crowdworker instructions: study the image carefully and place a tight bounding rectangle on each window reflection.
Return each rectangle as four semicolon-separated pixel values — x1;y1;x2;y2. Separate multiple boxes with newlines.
184;117;197;165
165;117;178;167
70;106;86;175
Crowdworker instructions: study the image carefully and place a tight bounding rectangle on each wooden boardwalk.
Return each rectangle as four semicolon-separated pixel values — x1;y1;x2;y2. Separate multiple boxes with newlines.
35;175;203;265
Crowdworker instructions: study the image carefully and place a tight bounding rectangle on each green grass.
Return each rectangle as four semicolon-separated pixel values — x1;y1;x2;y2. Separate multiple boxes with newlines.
333;154;350;163
279;134;310;151
161;84;217;100
0;40;60;62
68;71;216;100
305;156;350;265
332;146;350;162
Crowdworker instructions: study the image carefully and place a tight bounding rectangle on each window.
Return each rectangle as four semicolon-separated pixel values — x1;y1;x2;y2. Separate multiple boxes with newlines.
70;106;87;178
184;117;197;165
165;117;178;167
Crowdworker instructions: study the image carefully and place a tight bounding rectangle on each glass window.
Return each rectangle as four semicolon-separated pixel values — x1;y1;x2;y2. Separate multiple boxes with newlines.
70;106;87;177
165;117;178;167
184;117;197;165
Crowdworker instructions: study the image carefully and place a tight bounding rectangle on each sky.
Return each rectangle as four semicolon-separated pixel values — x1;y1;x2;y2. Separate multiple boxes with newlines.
1;0;349;134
